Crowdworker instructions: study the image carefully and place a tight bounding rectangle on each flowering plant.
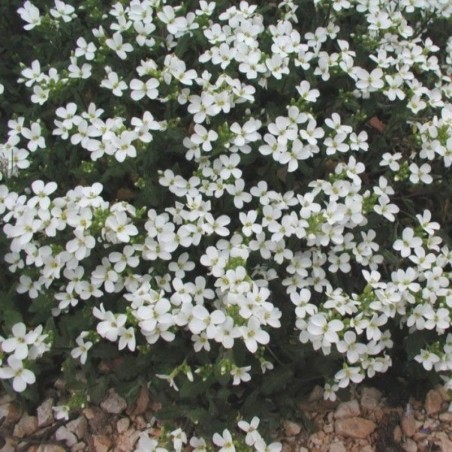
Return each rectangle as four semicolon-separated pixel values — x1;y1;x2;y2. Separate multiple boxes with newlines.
0;0;451;448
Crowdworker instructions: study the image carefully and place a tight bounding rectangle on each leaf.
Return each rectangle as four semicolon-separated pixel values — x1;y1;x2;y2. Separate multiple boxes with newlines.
260;365;294;396
89;376;110;404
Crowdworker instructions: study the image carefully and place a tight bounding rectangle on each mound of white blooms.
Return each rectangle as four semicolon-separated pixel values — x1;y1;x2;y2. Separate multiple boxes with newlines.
1;0;452;441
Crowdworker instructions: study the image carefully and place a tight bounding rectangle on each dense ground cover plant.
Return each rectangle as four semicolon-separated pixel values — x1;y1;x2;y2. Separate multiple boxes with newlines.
0;0;451;449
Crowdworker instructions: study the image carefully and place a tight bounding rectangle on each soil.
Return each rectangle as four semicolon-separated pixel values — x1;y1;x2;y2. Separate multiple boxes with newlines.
0;383;451;451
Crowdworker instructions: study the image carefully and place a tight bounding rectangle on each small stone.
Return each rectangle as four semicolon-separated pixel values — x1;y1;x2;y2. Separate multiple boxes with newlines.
92;434;112;452
55;426;78;447
134;415;147;430
402;438;418;452
329;441;347;452
13;414;38;438
117;417;130;434
334;400;361;419
360;387;382;411
129;386;150;417
37;398;54;427
83;407;96;419
360;446;374;452
36;446;66;452
394;425;402;443
66;416;88;440
335;417;376;439
439;412;452;422
84;407;109;434
115;429;141;452
425;389;443;415
433;432;452;452
0;436;18;452
54;378;66;391
0;400;22;426
308;385;324;402
284;420;301;436
435;384;452;402
72;443;87;452
309;431;326;448
101;389;127;415
401;414;417;437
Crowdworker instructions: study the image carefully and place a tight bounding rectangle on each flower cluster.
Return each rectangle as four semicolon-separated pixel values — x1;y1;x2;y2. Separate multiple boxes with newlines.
0;323;49;392
135;417;282;452
0;0;451;443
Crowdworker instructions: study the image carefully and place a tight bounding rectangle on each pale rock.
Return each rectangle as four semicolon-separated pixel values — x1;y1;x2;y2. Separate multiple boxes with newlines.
83;407;96;419
134;415;147;430
36;444;66;452
117;417;130;433
0;437;17;452
360;446;374;452
114;429;141;452
324;422;334;433
433;432;452;452
439;412;452;422
328;441;347;452
308;385;324;402
54;378;66;391
92;434;112;452
435;385;452;402
402;438;418;452
425;389;443;415
393;425;402;442
101;389;127;414
13;414;38;438
37;398;54;427
72;443;87;452
283;420;301;436
66;416;88;440
401;414;417;437
360;387;382;411
335;417;376;439
36;445;66;452
129;386;149;417
334;400;361;419
84;407;110;434
55;425;78;447
0;400;22;426
309;431;327;448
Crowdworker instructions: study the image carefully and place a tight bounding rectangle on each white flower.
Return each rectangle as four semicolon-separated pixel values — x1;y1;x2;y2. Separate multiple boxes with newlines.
393;228;423;258
71;334;93;364
415;349;440;371
52;405;70;421
212;429;235;452
409;163;433;184
238;416;261;446
190;124;218;151
334;365;364;388
130;78;160;101
105;32;134;60
104;211;138;243
240;318;270;353
50;0;75;22
230;365;251;385
308;314;344;346
0;356;36;392
1;322;40;360
18;1;42;30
